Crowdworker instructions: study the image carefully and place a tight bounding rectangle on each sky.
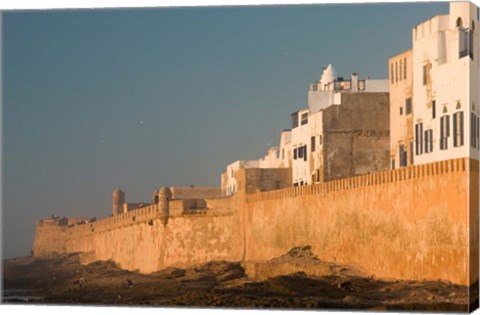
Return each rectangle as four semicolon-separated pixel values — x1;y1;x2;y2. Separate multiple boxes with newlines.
2;1;449;259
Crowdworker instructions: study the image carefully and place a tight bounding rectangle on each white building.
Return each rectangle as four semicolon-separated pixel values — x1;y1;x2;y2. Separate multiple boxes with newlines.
290;65;390;186
222;129;293;196
258;130;293;169
308;65;389;112
393;1;479;166
221;160;259;196
389;50;414;169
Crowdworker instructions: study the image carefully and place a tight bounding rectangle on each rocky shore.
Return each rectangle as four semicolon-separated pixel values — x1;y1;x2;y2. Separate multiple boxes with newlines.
2;247;473;311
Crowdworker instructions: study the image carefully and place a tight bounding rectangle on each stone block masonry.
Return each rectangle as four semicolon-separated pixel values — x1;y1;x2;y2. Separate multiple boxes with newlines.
33;158;478;285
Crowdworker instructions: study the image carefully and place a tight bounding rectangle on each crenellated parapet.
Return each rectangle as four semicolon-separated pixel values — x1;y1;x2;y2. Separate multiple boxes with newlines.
32;158;477;285
246;157;472;203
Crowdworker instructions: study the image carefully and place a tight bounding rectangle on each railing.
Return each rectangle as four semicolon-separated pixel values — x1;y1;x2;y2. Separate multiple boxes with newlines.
324;79;352;91
246;158;471;203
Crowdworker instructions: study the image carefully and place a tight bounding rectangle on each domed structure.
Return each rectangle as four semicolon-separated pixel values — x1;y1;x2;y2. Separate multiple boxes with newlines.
319;64;338;90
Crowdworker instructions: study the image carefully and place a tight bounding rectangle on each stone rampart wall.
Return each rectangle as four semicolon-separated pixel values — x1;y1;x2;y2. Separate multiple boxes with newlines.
241;158;476;285
32;158;478;285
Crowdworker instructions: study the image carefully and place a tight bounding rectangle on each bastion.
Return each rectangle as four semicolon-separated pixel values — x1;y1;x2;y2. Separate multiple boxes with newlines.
33;158;478;287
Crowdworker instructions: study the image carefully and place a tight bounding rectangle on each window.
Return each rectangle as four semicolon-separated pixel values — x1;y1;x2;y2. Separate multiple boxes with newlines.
478;116;480;149
459;27;474;60
298;146;304;159
405;98;412;115
303;145;307;161
457;17;463;28
400;107;403;115
301;113;308;125
282;149;285;159
399;144;407;167
453;111;464;147
291;112;299;128
415;122;423;155
422;65;427;86
469;29;474;60
432;100;436;119
424;129;433;153
391;159;395;170
311;136;316;152
440;115;450;150
409;141;414;165
399;59;402;81
319;135;323;145
315;169;320;182
395;61;398;83
293;148;298;160
471;113;478;149
390;63;394;84
403;57;407;80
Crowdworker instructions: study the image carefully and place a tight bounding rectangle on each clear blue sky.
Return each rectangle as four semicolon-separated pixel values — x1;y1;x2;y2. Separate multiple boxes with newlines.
2;2;448;258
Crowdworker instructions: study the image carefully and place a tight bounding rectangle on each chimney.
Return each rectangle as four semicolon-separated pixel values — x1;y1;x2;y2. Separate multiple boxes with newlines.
351;73;359;92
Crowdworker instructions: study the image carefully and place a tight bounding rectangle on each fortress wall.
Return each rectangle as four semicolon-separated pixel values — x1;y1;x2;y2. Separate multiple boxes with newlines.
33;158;476;284
205;198;234;215
171;186;222;199
236;168;292;195
469;159;479;292
34;197;243;273
241;158;472;285
33;224;68;256
64;213;242;273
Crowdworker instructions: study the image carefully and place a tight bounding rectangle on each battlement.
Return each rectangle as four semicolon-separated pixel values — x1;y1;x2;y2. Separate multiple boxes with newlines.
35;158;475;235
38;196;236;238
36;217;95;228
246;157;473;203
32;157;478;283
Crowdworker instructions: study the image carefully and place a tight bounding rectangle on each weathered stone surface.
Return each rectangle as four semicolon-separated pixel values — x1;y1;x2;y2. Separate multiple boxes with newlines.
32;158;478;286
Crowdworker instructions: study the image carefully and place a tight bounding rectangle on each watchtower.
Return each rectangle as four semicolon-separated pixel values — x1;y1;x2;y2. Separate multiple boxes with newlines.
159;186;172;225
112;187;125;216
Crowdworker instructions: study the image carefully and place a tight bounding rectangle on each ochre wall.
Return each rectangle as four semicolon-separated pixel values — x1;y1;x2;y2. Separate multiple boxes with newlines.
235;168;292;195
170;186;222;199
33;158;476;285
469;159;479;303
243;158;471;285
67;214;243;273
33;203;243;273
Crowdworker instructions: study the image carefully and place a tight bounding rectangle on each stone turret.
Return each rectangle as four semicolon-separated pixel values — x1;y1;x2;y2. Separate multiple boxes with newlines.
112;187;125;216
159;186;171;225
152;189;160;205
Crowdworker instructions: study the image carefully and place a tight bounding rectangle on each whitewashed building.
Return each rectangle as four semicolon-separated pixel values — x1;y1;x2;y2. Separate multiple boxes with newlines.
221;160;259;196
392;2;479;167
389;50;414;169
258;130;293;169
221;129;293;196
290;65;390;186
